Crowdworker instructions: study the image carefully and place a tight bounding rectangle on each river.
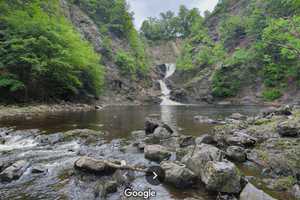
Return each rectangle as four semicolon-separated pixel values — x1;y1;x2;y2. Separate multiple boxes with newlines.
0;105;266;200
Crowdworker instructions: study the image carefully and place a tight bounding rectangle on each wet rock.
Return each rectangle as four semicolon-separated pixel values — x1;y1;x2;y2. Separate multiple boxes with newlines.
195;134;215;145
178;135;195;147
239;183;276;200
290;184;300;200
112;170;135;185
229;113;245;120
95;105;103;110
277;120;300;137
160;161;196;188
145;118;160;135
145;127;173;144
74;156;117;174
97;180;118;197
249;138;300;177
0;160;30;182
0;136;5;144
225;131;257;147
36;132;64;145
262;105;293;117
65;129;105;138
144;145;172;162
226;146;247;162
32;165;47;174
182;144;224;178
194;115;220;124
216;194;238;200
202;161;241;193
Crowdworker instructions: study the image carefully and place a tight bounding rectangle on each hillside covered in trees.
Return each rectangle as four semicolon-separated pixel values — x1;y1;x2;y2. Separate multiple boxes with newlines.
0;0;150;103
141;0;300;104
1;0;300;105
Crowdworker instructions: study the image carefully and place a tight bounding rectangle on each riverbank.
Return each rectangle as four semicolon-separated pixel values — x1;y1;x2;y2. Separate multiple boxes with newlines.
0;103;96;120
0;104;299;199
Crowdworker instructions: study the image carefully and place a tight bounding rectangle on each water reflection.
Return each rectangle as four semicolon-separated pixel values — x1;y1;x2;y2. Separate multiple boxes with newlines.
0;105;265;140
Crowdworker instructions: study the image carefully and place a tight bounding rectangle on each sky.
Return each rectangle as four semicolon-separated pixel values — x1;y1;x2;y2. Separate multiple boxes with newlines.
127;0;219;29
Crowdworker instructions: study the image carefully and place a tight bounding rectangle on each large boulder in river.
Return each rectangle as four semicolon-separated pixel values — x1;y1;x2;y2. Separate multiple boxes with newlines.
229;113;245;120
225;131;257;147
36;132;64;145
144;145;172;162
201;161;241;193
239;183;277;200
194;115;220;124
290;184;300;200
0;160;30;182
226;146;247;162
145;118;160;135
178;135;195;147
195;134;215;145
74;157;118;174
277;120;300;137
182;144;224;177
160;161;196;188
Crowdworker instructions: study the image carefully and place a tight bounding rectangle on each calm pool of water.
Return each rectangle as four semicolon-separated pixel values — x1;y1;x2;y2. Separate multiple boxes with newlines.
0;105;265;140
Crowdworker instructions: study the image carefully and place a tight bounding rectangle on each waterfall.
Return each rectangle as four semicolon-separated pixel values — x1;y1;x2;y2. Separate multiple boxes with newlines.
159;64;182;106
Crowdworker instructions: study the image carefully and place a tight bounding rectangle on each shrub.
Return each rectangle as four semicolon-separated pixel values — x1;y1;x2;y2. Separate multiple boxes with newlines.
115;50;136;76
262;88;282;101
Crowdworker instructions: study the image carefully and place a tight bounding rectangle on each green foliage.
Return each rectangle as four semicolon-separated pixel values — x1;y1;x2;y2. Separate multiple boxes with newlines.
262;88;282;101
219;15;247;50
261;16;300;87
115;50;136;76
76;0;148;76
0;0;104;102
141;5;203;41
211;48;253;98
176;43;194;70
176;0;300;101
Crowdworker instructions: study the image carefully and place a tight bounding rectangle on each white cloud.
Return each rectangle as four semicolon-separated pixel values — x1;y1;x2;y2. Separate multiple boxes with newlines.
127;0;219;29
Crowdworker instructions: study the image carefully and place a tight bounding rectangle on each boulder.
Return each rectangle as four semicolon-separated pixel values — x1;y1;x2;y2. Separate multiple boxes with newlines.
74;157;117;174
144;145;171;162
31;165;47;174
194;115;220;124
225;131;257;147
277;120;300;137
275;105;293;116
178;136;195;147
201;161;241;193
262;105;292;117
144;127;173;144
99;180;118;196
195;134;215;145
290;184;300;200
239;183;277;200
182;144;224;177
226;146;247;162
0;136;5;144
145;118;160;135
160;161;196;188
0;160;30;182
36;132;64;145
229;113;245;120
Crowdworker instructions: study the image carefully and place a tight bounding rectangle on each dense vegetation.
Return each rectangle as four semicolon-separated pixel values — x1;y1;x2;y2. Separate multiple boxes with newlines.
150;0;300;101
0;0;149;103
75;0;148;76
0;0;104;102
141;5;203;41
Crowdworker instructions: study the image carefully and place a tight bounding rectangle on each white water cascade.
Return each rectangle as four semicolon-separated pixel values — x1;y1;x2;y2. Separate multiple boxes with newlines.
159;64;182;106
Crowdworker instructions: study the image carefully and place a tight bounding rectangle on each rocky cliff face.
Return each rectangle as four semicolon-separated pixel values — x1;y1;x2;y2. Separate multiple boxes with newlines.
60;0;160;105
